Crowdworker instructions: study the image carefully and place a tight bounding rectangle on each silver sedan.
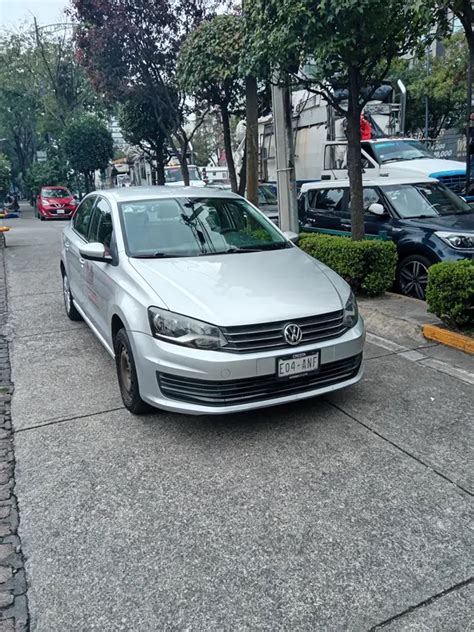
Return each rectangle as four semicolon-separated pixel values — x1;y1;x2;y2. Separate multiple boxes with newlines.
61;187;365;415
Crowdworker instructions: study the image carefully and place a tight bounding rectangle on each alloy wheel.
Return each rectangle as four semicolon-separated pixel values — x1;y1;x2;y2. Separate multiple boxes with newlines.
399;260;429;299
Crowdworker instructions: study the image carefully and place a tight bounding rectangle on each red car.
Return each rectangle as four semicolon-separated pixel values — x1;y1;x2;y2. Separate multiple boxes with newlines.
36;186;77;220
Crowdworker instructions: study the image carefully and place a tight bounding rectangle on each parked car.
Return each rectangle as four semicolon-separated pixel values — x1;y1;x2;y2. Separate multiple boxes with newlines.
164;165;205;187
299;177;474;300
61;187;365;415
36;186;77;220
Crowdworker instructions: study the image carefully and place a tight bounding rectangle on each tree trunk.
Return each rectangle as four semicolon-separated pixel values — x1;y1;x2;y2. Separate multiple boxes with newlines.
246;75;259;206
238;139;247;197
346;67;365;241
221;105;238;193
156;144;166;186
178;147;190;186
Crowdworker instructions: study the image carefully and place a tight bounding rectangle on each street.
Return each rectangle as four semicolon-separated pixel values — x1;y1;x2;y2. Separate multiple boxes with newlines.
5;208;473;630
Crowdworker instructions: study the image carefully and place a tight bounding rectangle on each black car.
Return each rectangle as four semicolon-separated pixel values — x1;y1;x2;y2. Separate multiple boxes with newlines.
299;178;474;299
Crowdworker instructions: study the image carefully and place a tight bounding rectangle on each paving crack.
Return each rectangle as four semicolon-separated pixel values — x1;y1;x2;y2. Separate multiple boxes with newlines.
14;406;126;434
369;576;473;630
326;399;473;497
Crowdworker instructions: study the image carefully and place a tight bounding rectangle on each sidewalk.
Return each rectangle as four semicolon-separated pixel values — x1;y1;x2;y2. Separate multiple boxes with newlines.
359;292;474;378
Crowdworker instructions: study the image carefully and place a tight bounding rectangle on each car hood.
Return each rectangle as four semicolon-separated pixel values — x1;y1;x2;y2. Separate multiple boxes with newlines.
402;212;474;232
130;248;345;326
383;158;466;178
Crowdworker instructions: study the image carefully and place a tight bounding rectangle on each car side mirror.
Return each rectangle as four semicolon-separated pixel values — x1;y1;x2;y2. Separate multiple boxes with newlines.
79;242;112;263
284;230;299;244
368;202;386;216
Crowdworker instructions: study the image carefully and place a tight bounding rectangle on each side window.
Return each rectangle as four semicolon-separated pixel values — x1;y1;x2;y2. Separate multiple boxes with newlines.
88;198;113;249
309;188;346;215
73;196;96;238
347;188;382;213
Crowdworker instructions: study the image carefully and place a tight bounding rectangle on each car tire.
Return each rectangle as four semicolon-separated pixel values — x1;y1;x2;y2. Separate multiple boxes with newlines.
62;271;82;321
114;328;151;415
396;255;431;300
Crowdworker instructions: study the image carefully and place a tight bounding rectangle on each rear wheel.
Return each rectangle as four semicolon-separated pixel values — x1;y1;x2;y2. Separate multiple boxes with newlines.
62;271;82;321
397;255;431;300
114;329;151;415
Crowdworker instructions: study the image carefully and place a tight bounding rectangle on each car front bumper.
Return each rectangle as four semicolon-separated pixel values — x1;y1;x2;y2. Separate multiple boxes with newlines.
130;317;365;415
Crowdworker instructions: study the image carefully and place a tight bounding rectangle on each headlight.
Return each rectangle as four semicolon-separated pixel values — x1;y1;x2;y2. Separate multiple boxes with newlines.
343;291;358;329
435;231;474;250
148;307;228;350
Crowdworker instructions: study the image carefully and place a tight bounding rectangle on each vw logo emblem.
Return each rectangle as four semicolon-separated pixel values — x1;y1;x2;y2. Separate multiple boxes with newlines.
283;323;303;346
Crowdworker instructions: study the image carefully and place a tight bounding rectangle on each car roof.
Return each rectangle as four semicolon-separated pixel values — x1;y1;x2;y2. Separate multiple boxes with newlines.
300;177;437;193
94;186;243;202
41;185;69;189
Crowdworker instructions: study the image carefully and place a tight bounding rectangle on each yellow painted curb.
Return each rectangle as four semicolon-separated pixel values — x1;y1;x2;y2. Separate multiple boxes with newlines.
423;324;474;355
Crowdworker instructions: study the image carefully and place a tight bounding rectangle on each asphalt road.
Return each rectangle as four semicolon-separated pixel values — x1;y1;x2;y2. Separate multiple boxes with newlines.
5;208;473;631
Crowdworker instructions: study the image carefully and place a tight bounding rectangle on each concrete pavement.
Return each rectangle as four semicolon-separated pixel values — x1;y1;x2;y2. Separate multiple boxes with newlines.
4;208;474;630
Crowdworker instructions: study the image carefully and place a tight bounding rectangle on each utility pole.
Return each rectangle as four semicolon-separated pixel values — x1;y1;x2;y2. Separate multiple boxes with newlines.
271;76;299;233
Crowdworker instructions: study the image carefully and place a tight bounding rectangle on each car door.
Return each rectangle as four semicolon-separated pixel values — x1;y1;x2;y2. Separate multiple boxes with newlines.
304;186;349;232
83;197;116;340
362;187;394;238
64;195;97;311
345;187;394;238
323;143;378;180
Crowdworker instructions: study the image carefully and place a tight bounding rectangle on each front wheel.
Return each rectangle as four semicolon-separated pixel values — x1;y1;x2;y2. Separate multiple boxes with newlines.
114;329;152;415
396;255;431;300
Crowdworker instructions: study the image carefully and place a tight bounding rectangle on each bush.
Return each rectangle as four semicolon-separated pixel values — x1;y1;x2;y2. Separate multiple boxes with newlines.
426;260;474;328
299;232;397;296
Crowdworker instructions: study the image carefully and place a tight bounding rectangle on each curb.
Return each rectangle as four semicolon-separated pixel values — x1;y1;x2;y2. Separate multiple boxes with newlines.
422;324;474;355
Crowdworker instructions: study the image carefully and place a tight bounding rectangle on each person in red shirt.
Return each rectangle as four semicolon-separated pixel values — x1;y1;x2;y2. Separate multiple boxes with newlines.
360;113;372;140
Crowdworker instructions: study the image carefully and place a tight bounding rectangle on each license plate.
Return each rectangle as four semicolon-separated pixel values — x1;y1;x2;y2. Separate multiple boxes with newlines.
277;351;320;379
56;209;65;214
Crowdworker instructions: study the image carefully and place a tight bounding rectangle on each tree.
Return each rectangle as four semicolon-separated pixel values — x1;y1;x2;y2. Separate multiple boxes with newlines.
0;155;11;198
439;1;474;190
189;113;223;166
118;85;176;185
0;26;104;185
71;0;217;185
178;14;245;192
392;34;468;137
245;0;438;239
24;149;69;198
62;115;113;192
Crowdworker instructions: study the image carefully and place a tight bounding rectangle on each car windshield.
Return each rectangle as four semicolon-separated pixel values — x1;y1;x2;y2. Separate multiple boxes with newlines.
165;167;201;183
371;140;434;164
120;197;290;258
383;182;472;218
42;188;69;198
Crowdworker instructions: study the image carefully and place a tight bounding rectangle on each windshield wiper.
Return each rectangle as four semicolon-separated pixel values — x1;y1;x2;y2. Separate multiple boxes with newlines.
131;253;178;259
406;214;437;219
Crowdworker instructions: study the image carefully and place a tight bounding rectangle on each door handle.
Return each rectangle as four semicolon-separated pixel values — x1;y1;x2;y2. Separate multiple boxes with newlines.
79;257;85;267
341;223;352;231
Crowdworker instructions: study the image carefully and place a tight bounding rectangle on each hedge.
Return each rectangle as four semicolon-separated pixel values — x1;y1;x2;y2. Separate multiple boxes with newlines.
426;259;474;328
299;233;397;297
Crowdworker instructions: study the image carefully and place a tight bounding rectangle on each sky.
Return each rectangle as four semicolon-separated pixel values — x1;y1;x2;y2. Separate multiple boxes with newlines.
0;0;68;29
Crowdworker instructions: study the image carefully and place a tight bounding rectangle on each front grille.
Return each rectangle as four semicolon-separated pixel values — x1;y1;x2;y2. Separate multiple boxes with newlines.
436;174;465;195
221;310;346;354
158;354;362;407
